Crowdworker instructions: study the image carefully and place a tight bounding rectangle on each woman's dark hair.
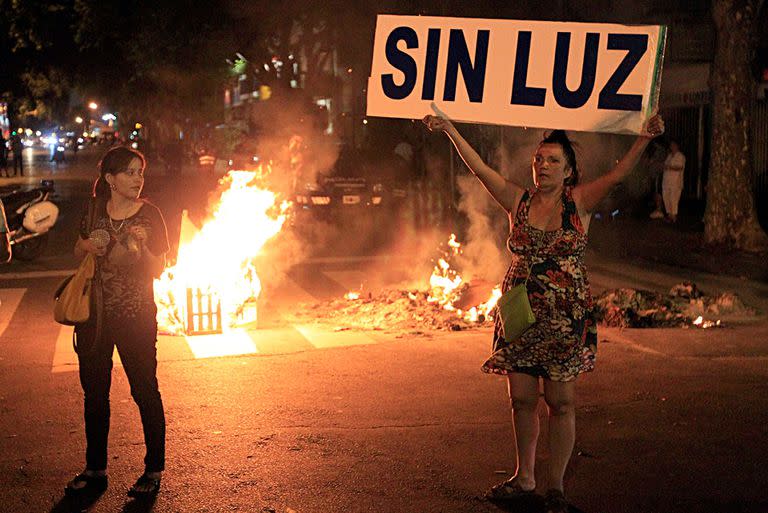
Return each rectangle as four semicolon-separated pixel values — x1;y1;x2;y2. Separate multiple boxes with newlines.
540;130;579;186
92;146;146;199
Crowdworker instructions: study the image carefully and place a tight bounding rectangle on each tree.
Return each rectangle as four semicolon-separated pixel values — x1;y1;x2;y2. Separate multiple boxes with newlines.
705;0;768;251
0;0;79;126
1;0;237;140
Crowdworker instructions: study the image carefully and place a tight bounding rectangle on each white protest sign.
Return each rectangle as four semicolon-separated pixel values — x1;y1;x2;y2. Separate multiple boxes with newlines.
367;15;666;135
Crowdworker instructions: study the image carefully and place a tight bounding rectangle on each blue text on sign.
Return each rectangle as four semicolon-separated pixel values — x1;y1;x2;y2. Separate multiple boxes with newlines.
381;28;648;111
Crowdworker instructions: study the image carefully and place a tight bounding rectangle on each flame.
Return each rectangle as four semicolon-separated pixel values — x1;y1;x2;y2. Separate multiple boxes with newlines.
692;315;721;329
155;168;290;335
427;234;502;323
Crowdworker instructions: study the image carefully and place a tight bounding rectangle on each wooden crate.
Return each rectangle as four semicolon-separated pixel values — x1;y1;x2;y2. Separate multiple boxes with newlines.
186;288;223;335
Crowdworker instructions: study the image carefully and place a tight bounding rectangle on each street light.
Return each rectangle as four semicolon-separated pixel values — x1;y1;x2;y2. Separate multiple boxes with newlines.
75;116;83;124
88;102;98;110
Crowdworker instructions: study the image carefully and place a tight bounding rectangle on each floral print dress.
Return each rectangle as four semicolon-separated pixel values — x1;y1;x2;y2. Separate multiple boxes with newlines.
482;187;597;382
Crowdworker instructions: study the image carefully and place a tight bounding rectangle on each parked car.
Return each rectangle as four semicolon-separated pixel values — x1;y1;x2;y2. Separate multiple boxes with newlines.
294;144;409;213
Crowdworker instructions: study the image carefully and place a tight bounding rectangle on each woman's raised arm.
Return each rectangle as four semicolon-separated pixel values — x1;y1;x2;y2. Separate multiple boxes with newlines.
423;114;524;212
573;114;664;214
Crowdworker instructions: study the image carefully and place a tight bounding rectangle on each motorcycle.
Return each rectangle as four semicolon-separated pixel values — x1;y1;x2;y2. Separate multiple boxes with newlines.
0;180;59;261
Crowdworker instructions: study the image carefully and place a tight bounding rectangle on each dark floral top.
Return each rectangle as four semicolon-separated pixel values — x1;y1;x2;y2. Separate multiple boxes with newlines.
79;200;169;323
482;187;598;382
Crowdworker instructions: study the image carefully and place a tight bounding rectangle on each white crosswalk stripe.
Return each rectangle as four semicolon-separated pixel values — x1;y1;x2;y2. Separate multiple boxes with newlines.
49;325;381;373
0;288;26;338
292;324;378;349
184;329;258;359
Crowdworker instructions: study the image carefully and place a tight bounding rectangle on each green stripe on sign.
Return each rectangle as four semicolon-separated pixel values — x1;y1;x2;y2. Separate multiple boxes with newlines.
647;25;668;117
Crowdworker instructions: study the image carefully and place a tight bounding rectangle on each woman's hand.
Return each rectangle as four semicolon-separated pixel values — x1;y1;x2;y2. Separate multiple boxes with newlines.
642;114;665;139
422;114;455;134
76;238;106;257
129;226;148;245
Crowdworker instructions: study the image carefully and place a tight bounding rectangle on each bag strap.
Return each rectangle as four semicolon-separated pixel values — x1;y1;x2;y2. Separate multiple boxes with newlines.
86;197;98;234
83;198;104;354
523;191;563;284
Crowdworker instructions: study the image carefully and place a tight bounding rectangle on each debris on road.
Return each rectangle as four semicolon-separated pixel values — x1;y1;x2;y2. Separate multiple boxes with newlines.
286;281;755;332
286;289;488;333
595;282;755;328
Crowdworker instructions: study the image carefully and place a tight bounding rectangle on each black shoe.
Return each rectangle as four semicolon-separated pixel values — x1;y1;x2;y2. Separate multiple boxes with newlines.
64;472;108;497
127;474;161;498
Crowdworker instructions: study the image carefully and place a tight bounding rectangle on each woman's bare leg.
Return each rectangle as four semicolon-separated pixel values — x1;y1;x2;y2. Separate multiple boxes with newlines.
543;379;576;492
507;373;541;489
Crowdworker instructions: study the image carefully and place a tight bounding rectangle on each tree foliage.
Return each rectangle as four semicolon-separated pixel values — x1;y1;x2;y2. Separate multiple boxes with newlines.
1;0;235;136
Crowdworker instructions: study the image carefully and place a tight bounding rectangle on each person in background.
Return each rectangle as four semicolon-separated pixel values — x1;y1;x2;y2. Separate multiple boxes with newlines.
0;133;8;177
10;132;23;176
423;110;664;513
660;140;685;223
66;146;169;501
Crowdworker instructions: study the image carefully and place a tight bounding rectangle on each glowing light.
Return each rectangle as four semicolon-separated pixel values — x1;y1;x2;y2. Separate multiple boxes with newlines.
427;235;503;322
88;102;98;110
155;167;291;336
75;116;83;124
310;196;331;205
692;316;721;329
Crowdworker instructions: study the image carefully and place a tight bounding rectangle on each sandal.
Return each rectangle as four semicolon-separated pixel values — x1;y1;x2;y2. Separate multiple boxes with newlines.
485;477;536;501
64;472;108;497
127;474;161;498
544;488;569;513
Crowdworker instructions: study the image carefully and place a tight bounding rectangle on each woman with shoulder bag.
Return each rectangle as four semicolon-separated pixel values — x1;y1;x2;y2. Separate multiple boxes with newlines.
66;146;170;500
423;110;664;512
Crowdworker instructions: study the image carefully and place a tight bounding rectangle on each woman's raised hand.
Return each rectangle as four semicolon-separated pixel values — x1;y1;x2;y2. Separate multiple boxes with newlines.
422;114;454;133
643;114;665;138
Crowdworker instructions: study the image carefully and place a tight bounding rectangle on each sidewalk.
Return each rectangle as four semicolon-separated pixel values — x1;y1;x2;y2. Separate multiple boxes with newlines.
588;211;768;283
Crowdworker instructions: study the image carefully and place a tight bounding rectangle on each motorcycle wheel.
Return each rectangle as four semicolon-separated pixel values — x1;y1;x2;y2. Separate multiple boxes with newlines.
13;233;49;261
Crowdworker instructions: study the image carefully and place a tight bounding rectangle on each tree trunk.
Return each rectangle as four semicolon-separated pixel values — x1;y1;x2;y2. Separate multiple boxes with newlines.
705;0;768;251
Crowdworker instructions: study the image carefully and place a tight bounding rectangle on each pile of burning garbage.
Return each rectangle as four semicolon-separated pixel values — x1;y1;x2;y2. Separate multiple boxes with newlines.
595;282;753;329
286;235;502;333
288;276;754;333
286;288;497;333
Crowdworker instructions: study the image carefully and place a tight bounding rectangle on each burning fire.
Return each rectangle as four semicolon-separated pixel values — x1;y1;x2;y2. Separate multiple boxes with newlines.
427;234;465;310
692;315;721;329
343;234;501;325
427;234;501;323
155;168;291;335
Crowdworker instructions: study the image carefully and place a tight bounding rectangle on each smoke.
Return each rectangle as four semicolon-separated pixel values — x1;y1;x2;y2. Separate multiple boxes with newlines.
455;175;508;283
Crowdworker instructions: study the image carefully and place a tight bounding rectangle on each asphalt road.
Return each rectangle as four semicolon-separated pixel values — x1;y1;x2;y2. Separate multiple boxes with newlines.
1;146;767;513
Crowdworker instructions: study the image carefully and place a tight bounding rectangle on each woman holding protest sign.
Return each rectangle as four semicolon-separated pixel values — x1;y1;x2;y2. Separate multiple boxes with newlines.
423;109;664;511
